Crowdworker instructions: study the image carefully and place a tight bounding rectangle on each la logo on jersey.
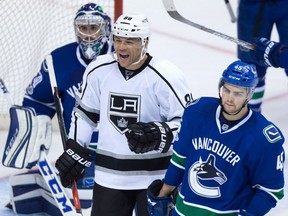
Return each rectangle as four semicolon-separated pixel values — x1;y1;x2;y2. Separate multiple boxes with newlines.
188;154;227;198
108;92;140;134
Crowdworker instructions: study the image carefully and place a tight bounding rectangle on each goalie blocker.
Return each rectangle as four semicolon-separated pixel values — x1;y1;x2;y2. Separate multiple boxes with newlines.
2;105;52;169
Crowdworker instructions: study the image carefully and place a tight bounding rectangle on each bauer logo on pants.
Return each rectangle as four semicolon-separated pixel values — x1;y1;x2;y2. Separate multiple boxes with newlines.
108;92;140;134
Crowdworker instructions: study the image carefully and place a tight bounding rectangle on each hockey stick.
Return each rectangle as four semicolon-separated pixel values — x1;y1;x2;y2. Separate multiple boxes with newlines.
162;0;255;50
0;78;77;216
45;55;83;216
224;0;237;23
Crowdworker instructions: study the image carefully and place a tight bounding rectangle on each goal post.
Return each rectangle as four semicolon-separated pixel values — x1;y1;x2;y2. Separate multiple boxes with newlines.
0;0;122;129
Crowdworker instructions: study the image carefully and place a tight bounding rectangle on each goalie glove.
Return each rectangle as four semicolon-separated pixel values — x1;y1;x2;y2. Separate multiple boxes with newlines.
147;179;176;216
55;139;94;188
125;122;173;154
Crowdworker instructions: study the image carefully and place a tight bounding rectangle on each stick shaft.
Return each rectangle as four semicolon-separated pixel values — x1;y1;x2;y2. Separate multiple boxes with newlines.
162;0;254;50
46;55;83;215
224;0;237;23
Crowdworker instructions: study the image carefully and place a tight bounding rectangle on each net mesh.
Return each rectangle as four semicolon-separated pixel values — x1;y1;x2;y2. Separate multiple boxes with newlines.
0;0;120;129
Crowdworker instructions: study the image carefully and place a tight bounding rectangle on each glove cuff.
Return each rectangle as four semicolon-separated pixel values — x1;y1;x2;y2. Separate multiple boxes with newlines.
274;46;288;68
147;179;174;216
151;122;173;153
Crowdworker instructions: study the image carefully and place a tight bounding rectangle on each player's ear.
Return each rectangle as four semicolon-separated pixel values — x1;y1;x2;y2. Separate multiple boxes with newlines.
144;39;149;52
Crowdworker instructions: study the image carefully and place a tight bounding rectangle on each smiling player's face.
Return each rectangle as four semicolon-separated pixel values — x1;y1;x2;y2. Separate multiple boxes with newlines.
113;36;147;70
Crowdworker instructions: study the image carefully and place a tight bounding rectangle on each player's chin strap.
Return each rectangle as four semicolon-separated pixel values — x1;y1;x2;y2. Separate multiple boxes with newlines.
110;36;148;67
111;45;147;66
131;45;147;65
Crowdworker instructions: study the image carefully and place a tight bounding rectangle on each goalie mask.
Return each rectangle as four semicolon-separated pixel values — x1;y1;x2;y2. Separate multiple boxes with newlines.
74;3;111;60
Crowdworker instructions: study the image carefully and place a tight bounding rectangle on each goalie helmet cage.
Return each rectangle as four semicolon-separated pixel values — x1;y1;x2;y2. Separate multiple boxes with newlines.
0;0;122;129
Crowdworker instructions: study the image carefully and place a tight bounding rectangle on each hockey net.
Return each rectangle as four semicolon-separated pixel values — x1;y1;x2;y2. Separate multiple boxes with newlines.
0;0;122;129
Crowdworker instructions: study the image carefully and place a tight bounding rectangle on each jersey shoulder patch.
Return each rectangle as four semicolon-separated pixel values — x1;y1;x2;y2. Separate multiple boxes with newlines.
263;124;283;143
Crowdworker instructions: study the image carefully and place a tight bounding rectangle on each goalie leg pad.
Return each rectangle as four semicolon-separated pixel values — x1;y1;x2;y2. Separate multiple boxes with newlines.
2;106;38;169
2;105;52;169
9;170;93;215
9;170;62;216
26;114;52;168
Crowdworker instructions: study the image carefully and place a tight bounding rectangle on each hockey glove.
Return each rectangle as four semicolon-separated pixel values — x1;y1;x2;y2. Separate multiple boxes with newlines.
55;139;93;187
147;179;176;216
251;37;287;68
125;122;173;154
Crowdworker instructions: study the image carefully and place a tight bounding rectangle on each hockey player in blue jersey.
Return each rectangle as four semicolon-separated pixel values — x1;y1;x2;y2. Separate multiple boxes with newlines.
251;37;288;69
237;0;288;112
4;3;112;215
147;60;285;216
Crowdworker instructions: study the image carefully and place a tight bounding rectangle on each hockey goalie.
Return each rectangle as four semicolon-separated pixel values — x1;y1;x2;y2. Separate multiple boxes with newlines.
2;105;93;215
1;2;113;215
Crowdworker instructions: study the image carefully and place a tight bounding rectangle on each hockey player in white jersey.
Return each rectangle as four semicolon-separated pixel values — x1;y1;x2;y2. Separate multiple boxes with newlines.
55;13;193;216
147;60;285;216
3;3;112;215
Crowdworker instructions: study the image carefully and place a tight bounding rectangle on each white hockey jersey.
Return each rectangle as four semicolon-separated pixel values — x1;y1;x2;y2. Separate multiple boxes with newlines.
69;53;192;190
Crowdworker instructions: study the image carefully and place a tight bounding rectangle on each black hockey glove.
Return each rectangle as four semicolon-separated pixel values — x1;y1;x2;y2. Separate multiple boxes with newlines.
55;139;93;187
125;122;173;154
147;179;177;216
251;37;287;68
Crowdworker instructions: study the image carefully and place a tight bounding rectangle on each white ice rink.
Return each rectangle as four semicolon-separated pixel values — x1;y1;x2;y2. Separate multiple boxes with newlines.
1;0;288;215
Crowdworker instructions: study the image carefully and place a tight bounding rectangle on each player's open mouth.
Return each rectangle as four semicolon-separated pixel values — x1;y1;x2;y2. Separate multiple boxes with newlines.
119;53;129;59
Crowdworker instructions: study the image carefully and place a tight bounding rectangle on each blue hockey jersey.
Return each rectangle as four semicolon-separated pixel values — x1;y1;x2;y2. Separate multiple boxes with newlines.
23;42;109;142
164;97;285;215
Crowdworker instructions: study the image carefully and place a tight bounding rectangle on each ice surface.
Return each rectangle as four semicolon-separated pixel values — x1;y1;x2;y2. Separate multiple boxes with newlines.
1;0;287;215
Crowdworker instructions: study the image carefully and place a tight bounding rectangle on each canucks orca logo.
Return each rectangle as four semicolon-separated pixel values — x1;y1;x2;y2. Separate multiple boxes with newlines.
188;154;227;198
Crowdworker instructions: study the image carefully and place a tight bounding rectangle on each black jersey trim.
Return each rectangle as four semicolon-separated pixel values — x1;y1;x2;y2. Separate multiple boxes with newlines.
95;153;171;172
148;64;187;109
80;60;117;100
76;105;99;124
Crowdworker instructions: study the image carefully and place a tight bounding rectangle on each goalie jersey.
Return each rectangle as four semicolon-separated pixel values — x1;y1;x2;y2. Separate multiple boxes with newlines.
164;97;285;215
23;42;109;141
69;53;193;190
